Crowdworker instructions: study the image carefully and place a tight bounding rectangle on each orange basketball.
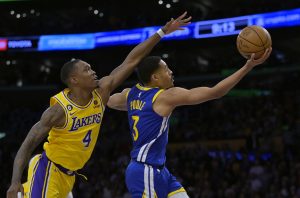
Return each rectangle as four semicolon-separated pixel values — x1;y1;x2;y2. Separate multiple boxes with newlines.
236;25;272;59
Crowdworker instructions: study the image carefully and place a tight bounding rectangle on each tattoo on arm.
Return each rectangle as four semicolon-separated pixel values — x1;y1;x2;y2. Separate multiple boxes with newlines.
10;104;64;184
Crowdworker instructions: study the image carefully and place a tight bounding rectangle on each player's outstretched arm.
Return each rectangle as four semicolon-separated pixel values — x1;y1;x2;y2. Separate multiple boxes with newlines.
6;104;65;198
107;88;130;111
158;48;272;112
97;12;191;104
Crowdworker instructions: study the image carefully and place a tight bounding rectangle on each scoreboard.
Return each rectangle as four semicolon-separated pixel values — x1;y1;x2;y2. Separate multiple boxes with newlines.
1;8;300;52
194;17;249;38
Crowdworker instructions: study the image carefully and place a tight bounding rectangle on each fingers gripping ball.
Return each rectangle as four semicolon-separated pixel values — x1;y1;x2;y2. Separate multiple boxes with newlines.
237;25;272;59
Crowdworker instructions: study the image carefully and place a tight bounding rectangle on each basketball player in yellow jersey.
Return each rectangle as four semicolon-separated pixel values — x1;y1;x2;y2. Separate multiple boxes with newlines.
7;12;192;198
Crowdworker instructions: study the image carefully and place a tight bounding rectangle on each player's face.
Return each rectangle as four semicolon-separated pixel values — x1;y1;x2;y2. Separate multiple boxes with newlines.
72;61;98;89
155;60;174;89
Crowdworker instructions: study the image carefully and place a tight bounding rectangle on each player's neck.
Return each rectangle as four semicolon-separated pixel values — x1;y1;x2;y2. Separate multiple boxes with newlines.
68;88;93;106
144;82;159;88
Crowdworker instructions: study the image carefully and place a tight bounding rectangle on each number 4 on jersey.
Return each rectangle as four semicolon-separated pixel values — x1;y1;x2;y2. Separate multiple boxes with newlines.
83;130;92;147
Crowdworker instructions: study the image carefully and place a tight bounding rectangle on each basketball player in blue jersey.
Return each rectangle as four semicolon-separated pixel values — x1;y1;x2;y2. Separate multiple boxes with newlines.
7;12;191;198
107;48;272;197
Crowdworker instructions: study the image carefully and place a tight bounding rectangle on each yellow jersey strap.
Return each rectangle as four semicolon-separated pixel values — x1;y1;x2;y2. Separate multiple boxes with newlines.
152;89;164;103
50;94;69;129
93;90;105;112
125;89;131;100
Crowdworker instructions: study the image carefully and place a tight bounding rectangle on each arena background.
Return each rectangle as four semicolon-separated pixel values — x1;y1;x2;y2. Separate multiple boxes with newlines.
1;0;300;197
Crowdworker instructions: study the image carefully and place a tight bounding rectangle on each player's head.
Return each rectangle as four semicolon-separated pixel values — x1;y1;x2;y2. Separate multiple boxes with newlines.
136;56;174;89
60;59;98;89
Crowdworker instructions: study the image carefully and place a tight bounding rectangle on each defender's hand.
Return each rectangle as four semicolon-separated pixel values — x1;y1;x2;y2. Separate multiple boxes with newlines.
162;11;192;35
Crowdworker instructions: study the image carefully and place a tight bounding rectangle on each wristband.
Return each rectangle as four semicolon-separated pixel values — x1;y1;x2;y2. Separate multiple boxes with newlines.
156;28;165;38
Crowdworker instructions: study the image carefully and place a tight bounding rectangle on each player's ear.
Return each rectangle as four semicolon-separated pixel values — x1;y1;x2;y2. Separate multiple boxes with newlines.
151;73;159;82
69;75;78;85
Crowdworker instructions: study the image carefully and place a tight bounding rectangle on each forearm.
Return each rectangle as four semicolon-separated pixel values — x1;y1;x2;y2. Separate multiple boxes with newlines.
122;31;163;67
11;139;36;184
103;13;191;93
213;64;252;97
110;32;162;76
108;104;127;111
11;124;47;184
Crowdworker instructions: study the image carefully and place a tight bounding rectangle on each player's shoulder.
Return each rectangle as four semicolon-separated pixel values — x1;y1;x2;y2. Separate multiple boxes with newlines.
41;103;65;124
49;102;65;114
159;86;186;97
122;88;131;98
122;88;131;93
155;87;189;106
34;103;66;129
97;76;113;90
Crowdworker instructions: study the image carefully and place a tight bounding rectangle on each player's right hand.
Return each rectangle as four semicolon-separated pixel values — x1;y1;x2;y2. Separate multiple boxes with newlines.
246;47;272;68
7;182;24;198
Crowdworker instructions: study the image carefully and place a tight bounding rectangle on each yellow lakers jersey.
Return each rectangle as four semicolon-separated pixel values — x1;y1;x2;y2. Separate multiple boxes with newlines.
44;88;105;171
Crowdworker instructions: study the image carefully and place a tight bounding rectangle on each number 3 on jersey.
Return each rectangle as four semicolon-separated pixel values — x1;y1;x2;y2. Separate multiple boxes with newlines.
131;116;139;141
83;130;92;147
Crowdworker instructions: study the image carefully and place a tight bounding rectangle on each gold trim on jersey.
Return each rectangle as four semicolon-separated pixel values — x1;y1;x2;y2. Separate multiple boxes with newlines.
62;89;93;109
152;89;164;103
94;90;105;112
29;156;41;198
136;83;153;91
125;89;130;100
167;187;186;197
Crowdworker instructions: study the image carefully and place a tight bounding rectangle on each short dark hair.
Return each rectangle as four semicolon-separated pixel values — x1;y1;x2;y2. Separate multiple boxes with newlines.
60;59;81;85
135;56;161;84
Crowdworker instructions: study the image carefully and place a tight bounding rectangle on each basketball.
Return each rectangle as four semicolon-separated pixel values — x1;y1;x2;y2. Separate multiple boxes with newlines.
236;25;272;59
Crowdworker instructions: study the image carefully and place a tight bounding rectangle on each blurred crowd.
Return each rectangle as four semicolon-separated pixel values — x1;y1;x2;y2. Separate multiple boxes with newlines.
0;0;300;36
1;80;299;197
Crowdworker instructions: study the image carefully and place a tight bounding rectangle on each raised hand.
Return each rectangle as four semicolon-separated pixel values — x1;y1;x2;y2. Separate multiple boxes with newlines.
246;47;272;68
161;11;192;35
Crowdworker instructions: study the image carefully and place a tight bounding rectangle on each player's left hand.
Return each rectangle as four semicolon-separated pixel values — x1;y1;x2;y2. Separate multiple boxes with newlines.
7;182;24;198
162;11;192;35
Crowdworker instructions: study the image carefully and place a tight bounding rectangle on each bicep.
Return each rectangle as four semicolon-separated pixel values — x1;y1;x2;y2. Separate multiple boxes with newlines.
23;105;63;147
164;87;219;107
25;121;51;147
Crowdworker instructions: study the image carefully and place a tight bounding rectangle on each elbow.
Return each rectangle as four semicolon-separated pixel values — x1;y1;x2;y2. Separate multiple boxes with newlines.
107;99;114;109
211;89;226;99
107;99;121;110
214;91;228;99
215;92;225;99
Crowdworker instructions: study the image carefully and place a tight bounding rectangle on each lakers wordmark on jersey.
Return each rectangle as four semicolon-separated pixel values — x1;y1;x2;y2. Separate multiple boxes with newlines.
44;88;105;171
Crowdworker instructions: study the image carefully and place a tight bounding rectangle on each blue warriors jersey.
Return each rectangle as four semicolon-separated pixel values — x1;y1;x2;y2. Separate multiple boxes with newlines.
127;84;170;166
